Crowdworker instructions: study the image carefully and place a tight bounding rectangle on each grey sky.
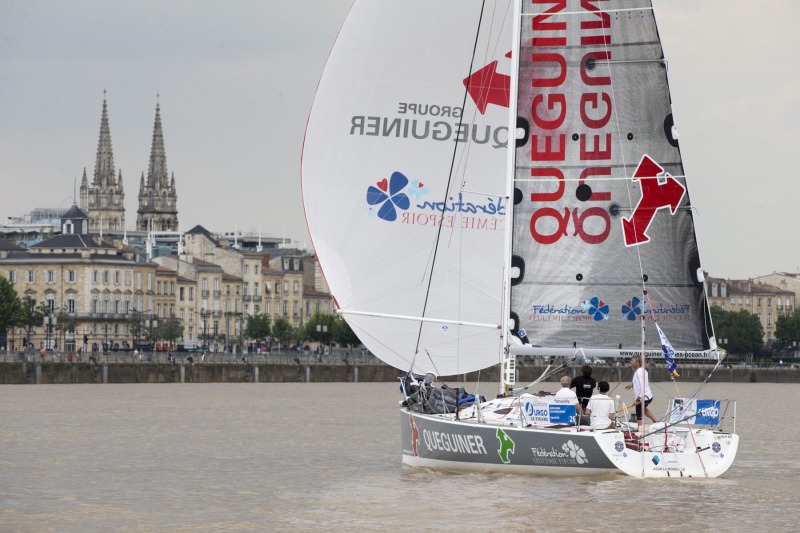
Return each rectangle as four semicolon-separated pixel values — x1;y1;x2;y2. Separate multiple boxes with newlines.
1;1;797;280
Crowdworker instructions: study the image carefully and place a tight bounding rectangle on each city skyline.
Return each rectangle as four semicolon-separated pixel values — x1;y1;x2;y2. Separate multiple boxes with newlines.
1;0;798;279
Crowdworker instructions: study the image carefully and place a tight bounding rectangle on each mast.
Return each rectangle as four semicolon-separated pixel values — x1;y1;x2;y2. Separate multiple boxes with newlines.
501;0;523;393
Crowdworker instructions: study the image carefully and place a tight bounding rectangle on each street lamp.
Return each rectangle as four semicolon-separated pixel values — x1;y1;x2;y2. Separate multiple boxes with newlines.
43;311;56;355
316;324;328;359
201;309;208;351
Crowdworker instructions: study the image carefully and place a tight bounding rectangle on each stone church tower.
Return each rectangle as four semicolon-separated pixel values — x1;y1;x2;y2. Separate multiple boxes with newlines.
136;102;179;232
79;96;126;232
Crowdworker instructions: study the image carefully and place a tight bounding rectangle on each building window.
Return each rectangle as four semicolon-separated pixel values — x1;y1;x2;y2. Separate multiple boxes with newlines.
283;281;289;294
243;264;249;275
214;279;219;292
93;270;99;283
254;265;259;275
66;270;76;283
46;270;56;283
136;272;142;290
114;271;121;284
180;287;185;301
283;301;288;316
147;273;153;291
293;280;299;294
293;301;298;316
189;287;194;301
26;271;35;283
103;270;110;283
7;271;16;283
243;282;249;296
67;294;76;314
202;278;208;291
767;298;772;307
125;271;132;286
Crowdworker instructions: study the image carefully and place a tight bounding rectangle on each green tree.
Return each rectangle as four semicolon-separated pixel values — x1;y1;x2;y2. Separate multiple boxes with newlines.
244;313;271;342
128;312;146;348
18;296;45;348
0;277;22;340
156;319;184;349
303;312;336;343
271;317;293;349
711;306;764;356
333;317;360;347
774;309;800;354
55;307;77;350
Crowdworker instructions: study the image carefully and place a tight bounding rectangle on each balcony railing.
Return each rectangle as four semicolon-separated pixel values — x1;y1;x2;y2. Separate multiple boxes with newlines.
201;290;210;298
252;295;262;302
76;312;133;321
243;295;252;302
213;290;221;298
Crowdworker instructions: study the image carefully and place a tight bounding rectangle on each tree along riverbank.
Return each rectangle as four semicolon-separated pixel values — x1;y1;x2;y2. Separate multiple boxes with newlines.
1;359;797;385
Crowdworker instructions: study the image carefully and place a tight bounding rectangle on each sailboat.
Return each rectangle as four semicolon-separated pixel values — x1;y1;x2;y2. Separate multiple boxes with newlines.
302;0;738;477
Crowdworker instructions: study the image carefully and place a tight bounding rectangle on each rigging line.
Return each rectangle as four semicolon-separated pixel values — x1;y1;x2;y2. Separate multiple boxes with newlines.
522;7;654;17
413;0;489;356
517;174;686;182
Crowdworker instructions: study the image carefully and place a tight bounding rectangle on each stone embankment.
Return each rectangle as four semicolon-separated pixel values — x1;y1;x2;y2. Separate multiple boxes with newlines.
0;361;797;385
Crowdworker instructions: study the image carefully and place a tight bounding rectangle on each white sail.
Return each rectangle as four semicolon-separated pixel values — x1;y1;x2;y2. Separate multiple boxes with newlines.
302;1;514;375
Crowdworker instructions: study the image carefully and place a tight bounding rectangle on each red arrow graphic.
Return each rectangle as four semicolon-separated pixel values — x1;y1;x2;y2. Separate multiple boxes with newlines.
621;155;686;246
464;59;511;114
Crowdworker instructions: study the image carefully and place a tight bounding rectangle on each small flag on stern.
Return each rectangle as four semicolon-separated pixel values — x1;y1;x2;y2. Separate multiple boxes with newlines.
655;323;680;377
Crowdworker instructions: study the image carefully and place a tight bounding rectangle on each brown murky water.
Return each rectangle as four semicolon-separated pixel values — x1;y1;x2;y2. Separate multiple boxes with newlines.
0;382;796;532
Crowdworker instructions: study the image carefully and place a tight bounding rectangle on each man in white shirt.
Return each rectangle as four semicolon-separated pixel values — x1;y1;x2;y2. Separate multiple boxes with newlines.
585;381;615;430
625;354;657;426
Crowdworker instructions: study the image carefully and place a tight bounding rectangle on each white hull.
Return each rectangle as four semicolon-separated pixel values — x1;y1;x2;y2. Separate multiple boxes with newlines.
401;409;738;479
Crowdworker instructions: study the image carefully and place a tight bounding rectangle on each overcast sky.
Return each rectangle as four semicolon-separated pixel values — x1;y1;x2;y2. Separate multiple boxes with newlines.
1;1;797;280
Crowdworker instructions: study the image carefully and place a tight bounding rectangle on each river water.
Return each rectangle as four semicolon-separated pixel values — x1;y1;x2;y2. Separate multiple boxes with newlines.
0;381;796;532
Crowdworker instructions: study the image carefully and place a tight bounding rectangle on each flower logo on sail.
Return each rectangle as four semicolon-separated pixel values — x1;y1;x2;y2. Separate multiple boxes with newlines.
622;297;647;321
582;297;609;321
407;179;429;200
366;171;411;221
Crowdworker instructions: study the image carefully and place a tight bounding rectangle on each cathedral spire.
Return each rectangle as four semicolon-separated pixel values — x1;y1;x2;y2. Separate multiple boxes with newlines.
94;94;116;186
147;102;168;189
84;93;125;233
137;99;178;232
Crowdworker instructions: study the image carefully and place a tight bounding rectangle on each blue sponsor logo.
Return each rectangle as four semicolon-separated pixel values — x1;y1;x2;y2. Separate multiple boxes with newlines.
694;400;720;426
366;171;505;222
622;296;647;321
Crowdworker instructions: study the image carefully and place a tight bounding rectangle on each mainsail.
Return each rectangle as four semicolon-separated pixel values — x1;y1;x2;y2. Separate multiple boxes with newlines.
302;1;515;375
509;0;716;359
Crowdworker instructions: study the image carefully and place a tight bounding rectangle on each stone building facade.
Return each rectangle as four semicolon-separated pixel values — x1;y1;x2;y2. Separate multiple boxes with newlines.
706;276;796;345
0;205;157;352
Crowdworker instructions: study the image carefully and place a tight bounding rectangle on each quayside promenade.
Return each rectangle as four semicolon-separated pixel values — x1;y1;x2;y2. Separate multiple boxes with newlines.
1;350;798;384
